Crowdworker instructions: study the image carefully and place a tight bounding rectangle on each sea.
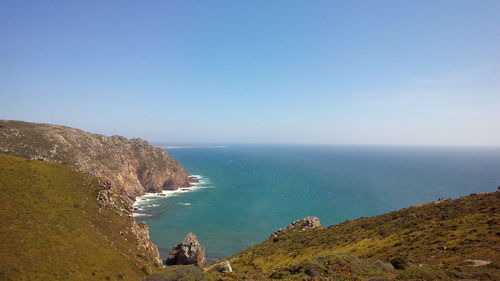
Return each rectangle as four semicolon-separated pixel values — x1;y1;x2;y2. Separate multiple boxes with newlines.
132;144;500;260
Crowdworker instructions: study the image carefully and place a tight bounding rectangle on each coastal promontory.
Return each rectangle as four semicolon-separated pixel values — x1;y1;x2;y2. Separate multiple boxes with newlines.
0;120;192;202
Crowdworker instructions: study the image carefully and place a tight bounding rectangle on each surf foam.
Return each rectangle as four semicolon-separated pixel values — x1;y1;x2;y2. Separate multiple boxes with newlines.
132;175;212;217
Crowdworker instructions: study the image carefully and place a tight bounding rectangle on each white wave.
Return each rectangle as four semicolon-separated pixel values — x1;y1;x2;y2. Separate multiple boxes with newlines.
178;202;191;206
132;175;213;216
132;213;153;218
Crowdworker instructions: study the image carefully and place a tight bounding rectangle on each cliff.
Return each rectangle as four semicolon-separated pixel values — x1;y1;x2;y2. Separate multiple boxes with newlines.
0;154;162;281
0;120;191;201
2;148;498;280
2;120;498;281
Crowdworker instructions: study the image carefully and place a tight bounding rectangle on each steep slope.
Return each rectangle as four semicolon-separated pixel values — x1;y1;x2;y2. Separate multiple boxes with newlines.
0;120;191;201
211;192;499;280
0;154;161;281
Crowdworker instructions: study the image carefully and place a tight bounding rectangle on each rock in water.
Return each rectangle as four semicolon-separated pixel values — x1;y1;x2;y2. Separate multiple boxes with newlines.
271;216;322;237
166;233;205;266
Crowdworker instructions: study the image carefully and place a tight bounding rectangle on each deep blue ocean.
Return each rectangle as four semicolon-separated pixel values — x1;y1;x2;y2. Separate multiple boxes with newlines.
134;145;500;260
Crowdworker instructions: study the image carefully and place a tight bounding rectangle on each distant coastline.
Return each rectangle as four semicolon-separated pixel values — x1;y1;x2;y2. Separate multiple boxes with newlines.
156;144;226;149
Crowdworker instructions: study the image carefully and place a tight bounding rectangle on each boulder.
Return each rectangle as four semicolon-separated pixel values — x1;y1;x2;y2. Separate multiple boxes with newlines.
166;233;205;266
210;260;233;273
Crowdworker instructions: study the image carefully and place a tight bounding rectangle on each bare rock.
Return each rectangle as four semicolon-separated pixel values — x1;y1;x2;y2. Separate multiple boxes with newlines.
465;259;492;267
132;222;163;266
166;233;205;266
0;120;192;203
271;216;322;237
210;260;233;273
372;260;395;272
0;120;188;268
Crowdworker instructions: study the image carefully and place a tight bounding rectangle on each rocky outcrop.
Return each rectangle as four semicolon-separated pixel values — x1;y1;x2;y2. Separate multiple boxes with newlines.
0;120;191;269
132;222;163;266
271;216;322;237
209;260;233;273
166;233;205;266
0;120;192;202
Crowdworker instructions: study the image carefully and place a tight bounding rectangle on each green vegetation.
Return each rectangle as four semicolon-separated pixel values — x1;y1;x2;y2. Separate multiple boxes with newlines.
1;150;498;281
221;191;499;280
144;191;499;281
145;265;207;281
0;120;191;199
0;154;159;281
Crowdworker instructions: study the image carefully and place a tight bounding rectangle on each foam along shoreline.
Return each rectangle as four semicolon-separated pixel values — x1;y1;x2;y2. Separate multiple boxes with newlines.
132;175;210;217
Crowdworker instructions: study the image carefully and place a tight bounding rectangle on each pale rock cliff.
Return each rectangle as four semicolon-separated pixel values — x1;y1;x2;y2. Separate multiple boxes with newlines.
0;120;192;202
0;120;193;268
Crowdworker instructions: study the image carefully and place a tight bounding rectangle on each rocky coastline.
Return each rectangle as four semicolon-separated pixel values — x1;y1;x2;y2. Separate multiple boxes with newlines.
0;120;194;203
2;120;498;281
0;120;196;270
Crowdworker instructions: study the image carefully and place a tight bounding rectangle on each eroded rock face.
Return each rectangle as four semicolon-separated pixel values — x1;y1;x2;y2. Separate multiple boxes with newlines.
0;120;192;202
271;216;322;237
166;233;205;266
132;222;163;266
0;120;188;268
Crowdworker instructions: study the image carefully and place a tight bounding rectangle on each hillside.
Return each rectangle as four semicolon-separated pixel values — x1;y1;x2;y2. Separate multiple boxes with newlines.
198;191;499;281
0;120;191;201
1;150;498;281
134;192;500;281
1;121;498;281
0;154;162;281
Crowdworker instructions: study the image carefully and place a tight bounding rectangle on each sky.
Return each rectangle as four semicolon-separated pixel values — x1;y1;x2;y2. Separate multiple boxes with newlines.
1;0;499;146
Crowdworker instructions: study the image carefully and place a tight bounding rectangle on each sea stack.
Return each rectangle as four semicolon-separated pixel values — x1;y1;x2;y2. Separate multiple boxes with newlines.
166;233;205;266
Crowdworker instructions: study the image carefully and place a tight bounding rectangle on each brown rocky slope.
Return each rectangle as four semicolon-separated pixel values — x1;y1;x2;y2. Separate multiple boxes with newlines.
0;120;192;202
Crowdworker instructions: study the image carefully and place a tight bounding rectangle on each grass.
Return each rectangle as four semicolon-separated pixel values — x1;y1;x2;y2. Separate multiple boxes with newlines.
145;265;208;281
0;120;191;198
0;154;159;281
223;191;500;280
1;149;498;281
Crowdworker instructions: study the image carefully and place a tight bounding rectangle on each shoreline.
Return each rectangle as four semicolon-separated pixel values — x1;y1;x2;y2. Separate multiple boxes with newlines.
132;174;210;218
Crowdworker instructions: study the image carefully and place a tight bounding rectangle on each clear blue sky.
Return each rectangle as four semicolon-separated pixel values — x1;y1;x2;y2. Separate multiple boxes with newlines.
1;0;499;145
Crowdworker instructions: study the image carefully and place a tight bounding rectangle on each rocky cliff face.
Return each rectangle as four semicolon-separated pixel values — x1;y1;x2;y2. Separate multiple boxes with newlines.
0;120;193;272
133;222;163;266
0;120;192;202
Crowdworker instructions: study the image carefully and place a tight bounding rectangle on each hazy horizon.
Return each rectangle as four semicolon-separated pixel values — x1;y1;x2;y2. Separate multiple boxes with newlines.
152;141;500;148
1;1;499;146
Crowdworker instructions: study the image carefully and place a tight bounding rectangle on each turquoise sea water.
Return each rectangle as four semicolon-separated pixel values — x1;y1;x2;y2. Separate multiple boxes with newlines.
134;145;500;260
